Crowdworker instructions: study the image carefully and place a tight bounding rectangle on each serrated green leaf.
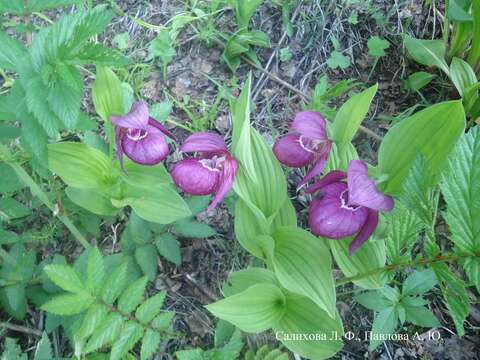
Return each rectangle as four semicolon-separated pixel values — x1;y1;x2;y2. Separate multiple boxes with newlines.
2;284;26;319
155;233;181;265
76;304;108;341
385;206;422;263
0;31;27;70
326;51;351;70
150;311;175;330
41;292;93;315
218;328;243;360
174;219;217;238
206;284;286;333
0;198;31;220
135;291;166;324
0;163;25;194
367;36;390;57
86;247;104;294
403;269;437;296
405;305;440;327
118;276;148;314
140;329;161;360
43;264;85;293
110;321;144;360
355;291;392;311
368;307;397;350
71;43;129;67
84;312;124;353
28;0;82;11
34;332;53;360
148;31;176;66
440;128;480;254
135;244;158;281
101;261;128;304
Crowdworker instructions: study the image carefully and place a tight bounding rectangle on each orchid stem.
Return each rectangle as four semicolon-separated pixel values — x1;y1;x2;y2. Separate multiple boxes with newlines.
0;145;90;249
335;250;480;287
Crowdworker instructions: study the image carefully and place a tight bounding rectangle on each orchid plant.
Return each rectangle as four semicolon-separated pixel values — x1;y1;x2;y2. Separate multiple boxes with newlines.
0;5;478;356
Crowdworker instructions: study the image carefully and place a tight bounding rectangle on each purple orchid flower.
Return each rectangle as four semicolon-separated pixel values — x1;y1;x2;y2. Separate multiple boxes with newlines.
306;160;394;255
273;111;332;185
171;132;238;211
111;101;176;166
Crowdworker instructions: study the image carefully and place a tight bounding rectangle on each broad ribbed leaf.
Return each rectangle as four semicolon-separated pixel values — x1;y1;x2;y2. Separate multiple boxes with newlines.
272;226;336;318
84;312;124;353
41;292;93;315
273;295;344;359
403;35;449;74
92;66;125;121
450;57;477;97
440;128;480;254
48;142;114;189
223;268;278;297
110;321;144;360
118;276;148;314
330;84;378;143
135;291;166;324
330;237;387;289
378;101;465;194
112;183;191;224
206;284;286;333
140;329;161;360
101;261;128;304
65;187;118;216
43;264;85;293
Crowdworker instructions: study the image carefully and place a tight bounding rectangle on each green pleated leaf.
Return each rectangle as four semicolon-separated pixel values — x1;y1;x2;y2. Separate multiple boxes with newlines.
330;237;387;289
118;276;148;314
48;142;114;189
135;291;166;324
273;295;344;359
110;321;144;360
206;284;286;333
140;329;161;360
112;183;191;224
330;84;378;143
378;100;465;194
223;268;278;297
65;187;118;216
450;57;477;97
272;226;336;318
92;66;125;122
403;35;449;74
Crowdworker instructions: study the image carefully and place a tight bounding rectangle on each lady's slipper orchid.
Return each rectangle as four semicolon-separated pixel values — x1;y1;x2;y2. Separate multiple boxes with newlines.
112;101;176;166
307;160;394;255
273;111;332;184
171;132;238;211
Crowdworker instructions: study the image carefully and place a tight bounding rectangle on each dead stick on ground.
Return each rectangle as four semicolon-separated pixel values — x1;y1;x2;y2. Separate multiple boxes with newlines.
183;273;217;302
0;322;42;337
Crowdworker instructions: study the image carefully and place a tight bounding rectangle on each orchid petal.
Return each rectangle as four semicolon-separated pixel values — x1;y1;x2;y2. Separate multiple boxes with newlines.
348;209;379;255
121;126;169;165
111;101;149;130
291;111;328;140
208;156;238;211
148;117;176;141
273;134;314;168
171;159;220;195
347;160;394;211
305;170;346;194
309;183;368;239
180;132;228;154
300;141;332;185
